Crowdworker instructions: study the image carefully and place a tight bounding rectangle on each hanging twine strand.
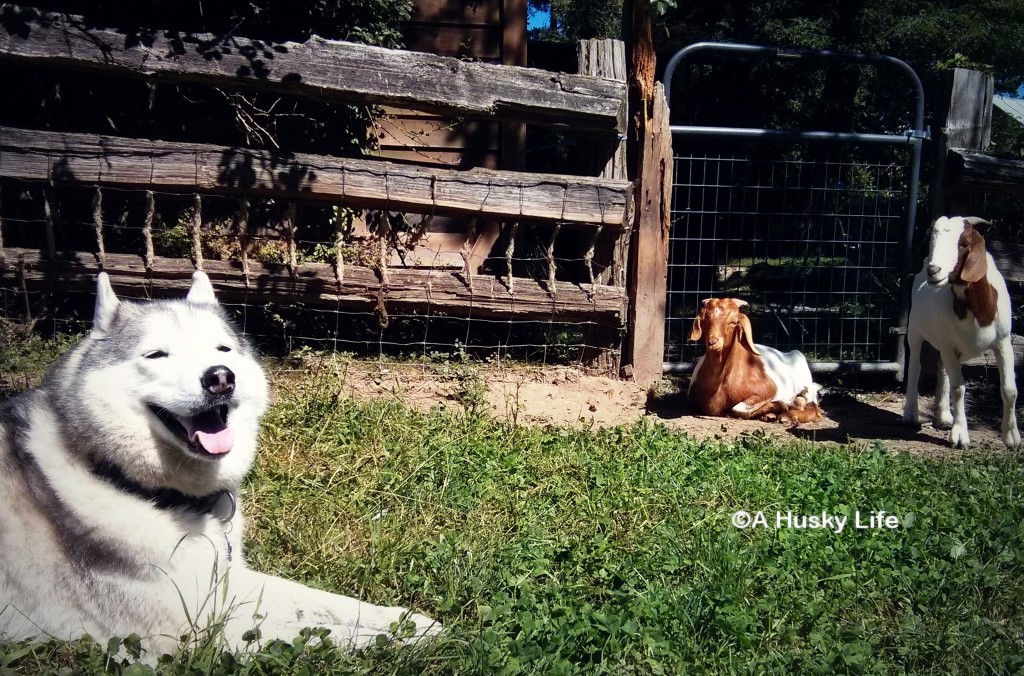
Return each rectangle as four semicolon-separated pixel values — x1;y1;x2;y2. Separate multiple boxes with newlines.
92;187;106;268
584;223;602;299
17;259;32;321
142;190;155;271
546;222;561;295
460;217;477;293
285;200;298;278
0;184;6;270
236;197;251;287
42;187;57;262
378;173;392;287
378;210;392;287
505;221;518;295
336;169;347;286
191;194;203;270
546;182;571;295
333;207;347;287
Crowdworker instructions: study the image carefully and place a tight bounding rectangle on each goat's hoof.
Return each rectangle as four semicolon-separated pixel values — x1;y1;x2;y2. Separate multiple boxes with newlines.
1002;426;1021;449
949;426;970;449
901;410;920;426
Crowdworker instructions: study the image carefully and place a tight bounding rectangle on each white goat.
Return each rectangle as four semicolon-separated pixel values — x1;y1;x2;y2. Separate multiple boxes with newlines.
902;216;1021;448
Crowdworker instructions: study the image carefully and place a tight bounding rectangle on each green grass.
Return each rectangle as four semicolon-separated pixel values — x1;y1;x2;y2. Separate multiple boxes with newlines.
3;358;1024;674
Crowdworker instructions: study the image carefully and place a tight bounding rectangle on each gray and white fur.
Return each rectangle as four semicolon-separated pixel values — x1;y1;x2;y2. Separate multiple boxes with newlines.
0;272;439;656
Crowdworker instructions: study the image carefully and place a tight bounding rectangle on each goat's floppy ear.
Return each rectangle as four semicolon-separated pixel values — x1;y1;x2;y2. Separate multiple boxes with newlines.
957;225;988;284
92;272;120;335
738;313;761;356
187;271;219;305
688;315;703;342
689;299;710;341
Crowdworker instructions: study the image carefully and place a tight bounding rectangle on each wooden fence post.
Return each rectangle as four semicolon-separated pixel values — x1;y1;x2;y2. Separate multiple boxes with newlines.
622;0;672;387
579;38;629;373
930;68;993;217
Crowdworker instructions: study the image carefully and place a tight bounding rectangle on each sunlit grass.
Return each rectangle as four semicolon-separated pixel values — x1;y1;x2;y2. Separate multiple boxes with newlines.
2;350;1023;673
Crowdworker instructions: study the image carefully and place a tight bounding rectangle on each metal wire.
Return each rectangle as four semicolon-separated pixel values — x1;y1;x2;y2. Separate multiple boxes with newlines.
0;178;621;368
664;141;910;371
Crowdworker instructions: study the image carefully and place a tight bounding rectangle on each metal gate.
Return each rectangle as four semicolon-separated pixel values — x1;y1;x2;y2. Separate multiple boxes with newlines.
662;43;927;374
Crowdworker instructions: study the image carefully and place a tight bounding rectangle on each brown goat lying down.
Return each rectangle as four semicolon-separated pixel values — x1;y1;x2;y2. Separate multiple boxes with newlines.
688;298;822;423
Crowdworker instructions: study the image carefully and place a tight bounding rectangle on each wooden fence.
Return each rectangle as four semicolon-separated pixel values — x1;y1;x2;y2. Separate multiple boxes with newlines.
930;67;1024;368
0;3;673;381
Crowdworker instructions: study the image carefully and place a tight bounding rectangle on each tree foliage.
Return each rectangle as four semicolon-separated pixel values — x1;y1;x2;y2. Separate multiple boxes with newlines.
658;0;1024;94
529;0;624;41
0;1;413;154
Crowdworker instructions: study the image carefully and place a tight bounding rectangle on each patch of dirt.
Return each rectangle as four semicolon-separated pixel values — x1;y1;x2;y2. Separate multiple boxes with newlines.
303;361;1016;457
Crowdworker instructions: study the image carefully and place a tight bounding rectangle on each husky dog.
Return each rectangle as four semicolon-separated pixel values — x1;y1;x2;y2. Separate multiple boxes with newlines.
0;272;438;656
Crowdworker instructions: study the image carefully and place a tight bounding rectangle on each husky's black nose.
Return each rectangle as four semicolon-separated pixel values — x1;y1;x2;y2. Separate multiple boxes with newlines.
201;366;235;396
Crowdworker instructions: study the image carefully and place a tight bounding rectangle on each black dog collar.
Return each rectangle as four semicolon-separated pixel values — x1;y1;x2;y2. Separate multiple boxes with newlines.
90;459;236;524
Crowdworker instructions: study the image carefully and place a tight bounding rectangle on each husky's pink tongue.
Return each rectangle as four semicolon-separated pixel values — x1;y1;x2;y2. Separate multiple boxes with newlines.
183;409;234;455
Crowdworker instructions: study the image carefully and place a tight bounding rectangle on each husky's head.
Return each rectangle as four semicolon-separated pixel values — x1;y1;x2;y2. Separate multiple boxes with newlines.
52;272;269;495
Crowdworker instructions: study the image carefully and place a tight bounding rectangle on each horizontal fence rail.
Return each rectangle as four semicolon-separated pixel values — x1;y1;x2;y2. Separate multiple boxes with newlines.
0;126;633;229
4;247;625;323
0;3;626;133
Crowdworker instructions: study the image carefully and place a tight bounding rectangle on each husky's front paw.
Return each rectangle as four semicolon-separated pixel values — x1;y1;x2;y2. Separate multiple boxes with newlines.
934;408;954;429
949;424;970;449
901;401;919;425
344;607;441;649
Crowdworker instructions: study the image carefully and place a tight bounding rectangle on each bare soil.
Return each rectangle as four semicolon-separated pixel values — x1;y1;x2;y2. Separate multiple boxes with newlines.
305;361;1017;457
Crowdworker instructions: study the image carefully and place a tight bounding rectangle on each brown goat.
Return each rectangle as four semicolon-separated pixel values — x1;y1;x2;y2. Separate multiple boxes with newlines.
688;298;822;423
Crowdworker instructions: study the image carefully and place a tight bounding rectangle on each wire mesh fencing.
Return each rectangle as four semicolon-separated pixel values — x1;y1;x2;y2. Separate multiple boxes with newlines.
665;139;912;372
0;178;625;367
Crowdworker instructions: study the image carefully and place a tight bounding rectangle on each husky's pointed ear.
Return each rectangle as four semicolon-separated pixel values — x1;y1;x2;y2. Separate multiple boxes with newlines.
187;271;218;305
92;272;120;335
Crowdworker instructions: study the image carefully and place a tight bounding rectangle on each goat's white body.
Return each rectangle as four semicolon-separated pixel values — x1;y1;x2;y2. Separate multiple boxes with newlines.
903;217;1020;449
689;343;820;411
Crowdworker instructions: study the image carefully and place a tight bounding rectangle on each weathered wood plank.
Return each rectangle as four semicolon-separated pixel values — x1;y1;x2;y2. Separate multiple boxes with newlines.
2;247;625;323
624;82;672;387
578;38;629;372
947;148;1024;191
945;68;993;152
579;38;628;287
0;126;632;228
0;3;626;133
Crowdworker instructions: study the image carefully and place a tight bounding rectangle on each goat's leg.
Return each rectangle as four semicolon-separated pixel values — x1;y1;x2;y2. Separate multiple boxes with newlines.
994;335;1021;448
731;397;784;420
933;363;953;429
784;402;822;424
938;348;970;448
902;333;924;424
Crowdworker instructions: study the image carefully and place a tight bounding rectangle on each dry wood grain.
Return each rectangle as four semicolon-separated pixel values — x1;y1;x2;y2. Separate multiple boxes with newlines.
0;3;626;133
0;125;632;228
2;247;625;323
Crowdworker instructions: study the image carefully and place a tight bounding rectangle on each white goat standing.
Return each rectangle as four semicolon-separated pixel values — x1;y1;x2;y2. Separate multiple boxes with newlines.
903;216;1021;449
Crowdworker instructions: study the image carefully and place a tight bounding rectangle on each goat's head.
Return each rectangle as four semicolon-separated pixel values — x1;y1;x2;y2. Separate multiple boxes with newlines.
925;216;990;286
688;298;761;356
